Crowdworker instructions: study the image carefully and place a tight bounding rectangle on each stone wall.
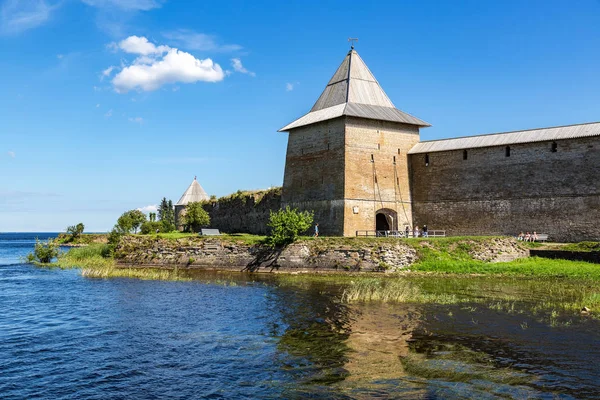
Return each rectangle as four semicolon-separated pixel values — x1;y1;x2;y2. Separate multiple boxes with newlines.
281;116;423;236
281;118;346;236
204;188;281;235
115;236;418;272
409;136;600;242
343;117;421;236
115;236;527;272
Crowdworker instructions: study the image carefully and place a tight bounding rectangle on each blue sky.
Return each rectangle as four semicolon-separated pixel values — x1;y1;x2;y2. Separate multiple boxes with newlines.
1;0;600;232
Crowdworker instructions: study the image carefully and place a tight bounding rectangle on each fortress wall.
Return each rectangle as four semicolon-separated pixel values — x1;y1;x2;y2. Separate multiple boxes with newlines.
204;189;281;235
282;118;346;236
409;136;600;242
343;117;421;236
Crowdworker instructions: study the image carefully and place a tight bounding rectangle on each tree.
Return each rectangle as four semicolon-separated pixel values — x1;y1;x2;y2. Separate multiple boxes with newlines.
148;212;156;222
116;210;147;234
267;206;314;247
66;222;85;239
158;198;176;232
181;202;210;232
26;238;59;264
140;221;162;234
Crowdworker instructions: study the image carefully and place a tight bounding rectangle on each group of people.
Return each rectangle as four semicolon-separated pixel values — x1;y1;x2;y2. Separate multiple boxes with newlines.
405;225;428;238
517;231;538;242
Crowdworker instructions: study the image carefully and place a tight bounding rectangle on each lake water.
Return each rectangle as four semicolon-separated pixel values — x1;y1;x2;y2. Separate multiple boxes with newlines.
1;233;600;399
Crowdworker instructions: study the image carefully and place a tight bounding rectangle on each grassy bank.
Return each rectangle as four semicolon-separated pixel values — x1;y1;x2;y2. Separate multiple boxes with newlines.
56;233;108;246
49;236;600;282
54;244;190;281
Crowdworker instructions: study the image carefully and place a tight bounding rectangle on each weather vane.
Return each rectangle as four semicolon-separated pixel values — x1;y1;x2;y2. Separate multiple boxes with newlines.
348;37;358;49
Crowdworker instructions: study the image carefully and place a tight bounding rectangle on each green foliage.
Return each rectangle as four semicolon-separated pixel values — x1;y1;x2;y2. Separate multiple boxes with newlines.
116;209;147;233
562;241;600;252
267;206;314;247
27;238;59;264
104;228;123;257
66;223;85;239
181;201;211;232
158;197;176;232
148;212;157;222
140;221;162;234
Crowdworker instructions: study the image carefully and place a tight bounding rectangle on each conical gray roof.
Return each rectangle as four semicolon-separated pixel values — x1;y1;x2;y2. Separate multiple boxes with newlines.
175;177;209;206
279;49;429;131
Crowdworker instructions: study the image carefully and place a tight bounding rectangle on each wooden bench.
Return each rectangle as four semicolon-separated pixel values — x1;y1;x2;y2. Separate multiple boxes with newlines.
200;229;221;236
536;234;549;242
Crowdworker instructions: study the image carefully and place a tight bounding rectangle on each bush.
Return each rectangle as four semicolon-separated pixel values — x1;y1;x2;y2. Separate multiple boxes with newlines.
140;221;163;234
181;202;211;232
267;206;314;247
66;223;85;239
27;238;59;264
116;210;147;233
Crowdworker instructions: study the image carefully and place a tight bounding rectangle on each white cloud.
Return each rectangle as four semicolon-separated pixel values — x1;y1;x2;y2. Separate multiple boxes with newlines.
101;65;115;80
8;151;15;158
286;83;294;91
110;36;225;93
0;0;56;35
137;204;157;213
163;29;242;52
104;109;113;118
116;35;169;55
231;58;255;77
128;116;143;124
81;0;162;11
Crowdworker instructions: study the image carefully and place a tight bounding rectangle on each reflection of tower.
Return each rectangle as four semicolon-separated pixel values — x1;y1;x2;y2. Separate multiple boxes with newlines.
343;304;420;384
279;47;430;236
174;176;209;230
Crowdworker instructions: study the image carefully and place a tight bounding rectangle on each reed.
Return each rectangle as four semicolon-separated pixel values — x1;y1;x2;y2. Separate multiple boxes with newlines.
341;278;420;303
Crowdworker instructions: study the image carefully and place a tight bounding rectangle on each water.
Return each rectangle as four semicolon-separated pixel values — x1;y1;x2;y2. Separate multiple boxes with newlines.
1;233;600;399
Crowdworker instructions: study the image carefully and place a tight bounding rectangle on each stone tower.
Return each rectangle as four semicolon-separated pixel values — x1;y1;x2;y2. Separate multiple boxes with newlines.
174;177;210;230
279;48;430;236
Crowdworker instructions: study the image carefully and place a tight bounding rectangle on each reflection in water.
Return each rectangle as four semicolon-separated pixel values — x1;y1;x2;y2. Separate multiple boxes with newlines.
2;236;600;399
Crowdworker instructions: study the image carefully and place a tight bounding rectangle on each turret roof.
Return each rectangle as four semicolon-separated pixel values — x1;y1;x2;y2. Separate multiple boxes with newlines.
175;177;209;206
279;49;430;131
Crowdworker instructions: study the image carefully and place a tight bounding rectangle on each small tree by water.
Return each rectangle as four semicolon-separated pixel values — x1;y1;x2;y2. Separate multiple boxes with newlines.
267;206;314;247
26;238;59;264
66;223;85;239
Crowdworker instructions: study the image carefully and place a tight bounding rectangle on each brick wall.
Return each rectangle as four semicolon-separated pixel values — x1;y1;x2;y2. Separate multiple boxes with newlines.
409;136;600;242
343;117;421;236
281;118;346;235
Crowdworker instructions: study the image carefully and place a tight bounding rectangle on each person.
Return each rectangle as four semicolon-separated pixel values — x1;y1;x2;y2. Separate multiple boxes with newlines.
156;228;160;234
532;231;538;242
405;225;410;238
314;223;319;238
524;232;531;242
423;225;428;238
414;225;419;238
517;231;524;241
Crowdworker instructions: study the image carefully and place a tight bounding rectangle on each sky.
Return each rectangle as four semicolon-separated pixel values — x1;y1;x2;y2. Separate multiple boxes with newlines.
1;0;600;232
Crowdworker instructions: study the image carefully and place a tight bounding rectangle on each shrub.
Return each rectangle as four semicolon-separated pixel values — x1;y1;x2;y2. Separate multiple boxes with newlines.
116;210;147;233
27;238;59;264
140;221;163;234
66;223;85;239
267;206;314;247
181;202;211;232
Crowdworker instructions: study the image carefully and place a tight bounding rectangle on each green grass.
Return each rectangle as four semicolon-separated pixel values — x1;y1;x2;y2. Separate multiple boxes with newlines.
561;241;600;252
143;232;268;245
55;233;108;245
412;256;600;280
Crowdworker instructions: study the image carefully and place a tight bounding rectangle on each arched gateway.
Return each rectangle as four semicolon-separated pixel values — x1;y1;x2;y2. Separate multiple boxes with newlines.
375;208;398;232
